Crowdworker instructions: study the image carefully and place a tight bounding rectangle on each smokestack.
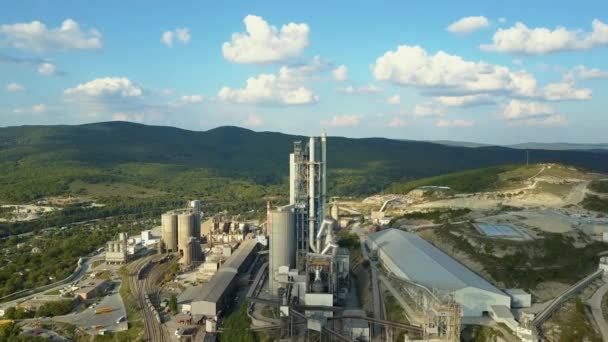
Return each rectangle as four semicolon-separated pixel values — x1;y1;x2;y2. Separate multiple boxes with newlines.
309;137;317;252
321;133;327;220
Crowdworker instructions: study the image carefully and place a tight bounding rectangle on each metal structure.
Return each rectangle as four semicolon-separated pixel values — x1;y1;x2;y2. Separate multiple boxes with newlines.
161;213;178;252
289;134;327;269
189;200;201;238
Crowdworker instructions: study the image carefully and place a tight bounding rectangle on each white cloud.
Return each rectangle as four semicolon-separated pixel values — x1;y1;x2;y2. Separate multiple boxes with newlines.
413;103;443;117
218;73;317;105
38;62;56;76
181;94;204;104
498;17;507;24
32;103;46;113
372;45;536;96
336;84;383;94
436;119;475;128
542;80;591;101
0;19;101;52
512;58;523;65
387;117;407;128
435;94;494;107
481;19;608;54
222;15;309;64
64;77;143;98
243;113;262;127
161;27;191;47
332;65;348;81
570;65;608;80
371;44;589;101
447;16;490;34
320;115;361;127
387;95;401;105
6;82;25;92
501;100;553;120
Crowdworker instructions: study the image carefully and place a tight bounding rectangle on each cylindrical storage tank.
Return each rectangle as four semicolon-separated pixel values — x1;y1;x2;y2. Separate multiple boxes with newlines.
189;200;201;238
161;213;178;252
178;213;194;254
269;206;296;295
330;204;339;221
181;238;193;265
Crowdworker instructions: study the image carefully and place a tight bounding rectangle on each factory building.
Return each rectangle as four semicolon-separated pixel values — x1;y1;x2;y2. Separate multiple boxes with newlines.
105;232;128;264
190;239;259;318
367;229;511;317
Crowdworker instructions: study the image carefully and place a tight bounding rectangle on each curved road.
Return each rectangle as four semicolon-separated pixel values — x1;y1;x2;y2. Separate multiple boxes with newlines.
587;282;608;342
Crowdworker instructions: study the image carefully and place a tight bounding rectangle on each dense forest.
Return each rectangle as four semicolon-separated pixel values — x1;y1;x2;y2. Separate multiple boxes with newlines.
2;121;608;204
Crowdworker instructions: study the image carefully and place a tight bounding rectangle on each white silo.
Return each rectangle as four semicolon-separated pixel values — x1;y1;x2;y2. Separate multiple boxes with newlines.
161;212;178;252
189;200;201;238
268;205;296;295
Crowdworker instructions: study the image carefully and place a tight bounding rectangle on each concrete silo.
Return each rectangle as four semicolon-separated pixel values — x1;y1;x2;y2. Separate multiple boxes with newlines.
268;205;296;295
161;212;178;252
189;200;201;238
178;212;194;257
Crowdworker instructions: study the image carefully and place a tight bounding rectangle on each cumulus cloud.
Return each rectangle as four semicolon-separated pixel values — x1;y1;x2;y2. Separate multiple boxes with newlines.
64;77;143;98
6;82;25;92
541;80;591;101
569;65;608;80
161;28;191;47
0;19;101;52
501;100;553;120
38;62;57;76
320;115;361;127
332;65;348;81
521;115;567;127
218;73;317;105
336;84;383;94
436;119;475;128
481;19;608;54
447;16;490;34
387;117;407;128
498;17;507;24
181;94;204;104
371;44;590;101
387;95;401;105
222;15;309;64
243;113;263;127
435;94;494;107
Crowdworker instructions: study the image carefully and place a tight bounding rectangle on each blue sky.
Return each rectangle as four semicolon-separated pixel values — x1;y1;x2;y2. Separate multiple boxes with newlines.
1;0;607;144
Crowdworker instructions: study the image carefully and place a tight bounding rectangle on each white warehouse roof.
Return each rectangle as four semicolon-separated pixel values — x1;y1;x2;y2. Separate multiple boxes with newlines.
368;229;511;317
368;229;502;295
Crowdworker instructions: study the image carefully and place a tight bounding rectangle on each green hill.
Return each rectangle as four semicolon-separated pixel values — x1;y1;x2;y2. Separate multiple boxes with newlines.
1;121;608;203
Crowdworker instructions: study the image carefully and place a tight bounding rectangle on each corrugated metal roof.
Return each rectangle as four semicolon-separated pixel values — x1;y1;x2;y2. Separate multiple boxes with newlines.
193;270;237;303
221;239;258;270
368;229;504;295
191;239;258;304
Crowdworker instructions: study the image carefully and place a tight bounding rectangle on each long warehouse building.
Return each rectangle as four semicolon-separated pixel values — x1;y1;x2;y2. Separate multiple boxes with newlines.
367;229;511;317
191;238;259;317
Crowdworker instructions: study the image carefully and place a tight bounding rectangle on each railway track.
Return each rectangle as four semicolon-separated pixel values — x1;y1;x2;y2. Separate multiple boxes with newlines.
128;255;171;342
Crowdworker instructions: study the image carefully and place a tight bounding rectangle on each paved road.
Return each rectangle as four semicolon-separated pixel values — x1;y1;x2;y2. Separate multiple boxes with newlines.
54;289;127;333
587;282;608;342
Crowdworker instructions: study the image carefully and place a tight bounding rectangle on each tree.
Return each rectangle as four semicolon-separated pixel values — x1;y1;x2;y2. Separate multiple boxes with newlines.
219;303;255;342
169;294;177;314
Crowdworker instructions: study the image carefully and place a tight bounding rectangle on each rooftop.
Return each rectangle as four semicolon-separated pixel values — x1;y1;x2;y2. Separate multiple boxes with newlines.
368;229;505;296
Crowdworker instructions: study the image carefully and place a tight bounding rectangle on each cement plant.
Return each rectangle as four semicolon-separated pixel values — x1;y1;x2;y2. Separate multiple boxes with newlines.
2;134;608;342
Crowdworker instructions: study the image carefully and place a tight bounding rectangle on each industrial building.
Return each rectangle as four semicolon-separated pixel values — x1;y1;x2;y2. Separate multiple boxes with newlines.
367;229;511;317
266;134;351;315
105;232;128;264
189;239;259;318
